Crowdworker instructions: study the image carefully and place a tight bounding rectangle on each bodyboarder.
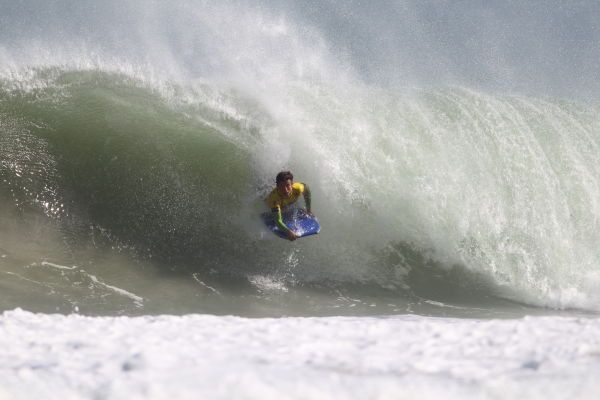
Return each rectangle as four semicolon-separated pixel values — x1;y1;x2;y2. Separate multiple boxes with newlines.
265;171;312;241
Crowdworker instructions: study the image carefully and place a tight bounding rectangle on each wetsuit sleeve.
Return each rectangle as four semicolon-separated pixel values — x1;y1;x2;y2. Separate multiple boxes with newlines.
303;184;311;212
271;207;289;232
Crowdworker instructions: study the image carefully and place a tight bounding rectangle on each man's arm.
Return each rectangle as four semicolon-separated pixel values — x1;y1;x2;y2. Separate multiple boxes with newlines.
303;184;312;213
272;207;288;232
272;207;298;241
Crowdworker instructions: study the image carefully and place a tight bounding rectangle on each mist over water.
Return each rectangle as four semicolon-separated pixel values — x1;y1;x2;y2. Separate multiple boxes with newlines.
1;1;600;317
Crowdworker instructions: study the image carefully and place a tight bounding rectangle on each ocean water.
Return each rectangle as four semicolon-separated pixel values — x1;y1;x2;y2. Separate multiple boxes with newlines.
2;1;600;398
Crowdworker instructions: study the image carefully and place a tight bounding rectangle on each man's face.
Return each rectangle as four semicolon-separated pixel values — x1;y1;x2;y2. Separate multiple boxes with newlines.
277;179;293;198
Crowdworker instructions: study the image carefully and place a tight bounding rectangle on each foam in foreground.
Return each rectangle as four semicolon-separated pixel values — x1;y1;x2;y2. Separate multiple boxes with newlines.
1;309;600;399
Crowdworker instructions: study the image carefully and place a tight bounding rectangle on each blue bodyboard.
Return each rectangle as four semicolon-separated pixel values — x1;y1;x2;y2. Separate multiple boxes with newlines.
262;209;321;239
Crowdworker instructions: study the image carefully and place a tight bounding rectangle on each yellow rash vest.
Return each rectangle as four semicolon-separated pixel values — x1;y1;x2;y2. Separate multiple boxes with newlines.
265;182;311;232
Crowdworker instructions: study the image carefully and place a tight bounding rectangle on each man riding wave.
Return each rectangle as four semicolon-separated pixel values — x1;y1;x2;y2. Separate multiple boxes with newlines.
265;171;312;241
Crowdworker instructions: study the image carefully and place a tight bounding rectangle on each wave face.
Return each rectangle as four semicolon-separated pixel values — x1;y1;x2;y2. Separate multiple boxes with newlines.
1;2;600;316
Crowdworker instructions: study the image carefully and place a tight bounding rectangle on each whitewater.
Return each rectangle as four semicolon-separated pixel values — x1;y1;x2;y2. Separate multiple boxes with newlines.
2;1;600;398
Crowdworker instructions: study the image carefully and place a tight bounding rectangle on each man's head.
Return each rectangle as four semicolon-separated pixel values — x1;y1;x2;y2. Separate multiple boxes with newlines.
276;171;293;198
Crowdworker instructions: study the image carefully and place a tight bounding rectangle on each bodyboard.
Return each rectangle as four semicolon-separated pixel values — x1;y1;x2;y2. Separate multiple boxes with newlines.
262;208;320;239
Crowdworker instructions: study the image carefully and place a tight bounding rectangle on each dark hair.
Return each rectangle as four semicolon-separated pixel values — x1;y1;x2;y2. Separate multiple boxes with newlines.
276;171;293;184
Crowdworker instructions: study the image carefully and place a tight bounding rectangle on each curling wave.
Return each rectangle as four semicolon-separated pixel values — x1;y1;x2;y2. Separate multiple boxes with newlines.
1;67;600;315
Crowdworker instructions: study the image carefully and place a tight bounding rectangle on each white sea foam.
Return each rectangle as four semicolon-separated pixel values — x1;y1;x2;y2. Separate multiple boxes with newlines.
248;275;289;293
40;261;77;270
1;309;599;399
83;272;144;307
192;273;221;295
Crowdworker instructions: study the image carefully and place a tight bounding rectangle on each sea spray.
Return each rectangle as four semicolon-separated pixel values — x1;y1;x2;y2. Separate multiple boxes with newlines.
2;69;600;314
2;2;600;315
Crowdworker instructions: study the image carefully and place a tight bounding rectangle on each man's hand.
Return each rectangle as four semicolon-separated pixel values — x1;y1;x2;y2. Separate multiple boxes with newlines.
286;230;298;241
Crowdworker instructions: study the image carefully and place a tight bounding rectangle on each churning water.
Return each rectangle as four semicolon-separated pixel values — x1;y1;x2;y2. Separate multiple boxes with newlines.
2;1;600;317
